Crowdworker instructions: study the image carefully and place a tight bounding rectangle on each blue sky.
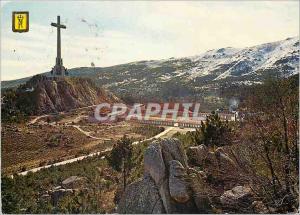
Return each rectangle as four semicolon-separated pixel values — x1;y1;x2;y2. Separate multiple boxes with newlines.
1;1;299;80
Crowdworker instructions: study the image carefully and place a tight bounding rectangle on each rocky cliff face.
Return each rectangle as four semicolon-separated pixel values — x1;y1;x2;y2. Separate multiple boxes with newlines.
118;138;267;214
3;75;120;115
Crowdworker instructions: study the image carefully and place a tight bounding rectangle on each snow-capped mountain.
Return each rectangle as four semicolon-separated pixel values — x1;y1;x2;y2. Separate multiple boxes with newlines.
210;37;299;80
160;36;299;82
2;37;299;101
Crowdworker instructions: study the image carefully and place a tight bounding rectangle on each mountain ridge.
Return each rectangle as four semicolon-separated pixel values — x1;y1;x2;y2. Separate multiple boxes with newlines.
1;75;120;120
2;36;299;101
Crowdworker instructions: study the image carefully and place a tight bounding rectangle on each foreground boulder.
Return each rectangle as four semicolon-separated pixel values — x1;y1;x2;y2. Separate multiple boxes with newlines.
62;176;86;189
215;147;237;170
159;138;188;168
49;188;74;206
144;143;166;186
186;144;208;166
119;138;198;214
117;176;165;214
220;185;254;213
45;186;75;206
168;160;189;203
188;144;241;191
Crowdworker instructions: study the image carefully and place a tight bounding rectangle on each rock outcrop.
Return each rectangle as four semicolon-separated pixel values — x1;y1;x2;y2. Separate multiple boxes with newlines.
117;176;165;214
220;185;254;213
42;175;88;206
187;144;241;191
186;144;208;166
118;138;265;214
144;143;166;186
168;160;189;203
2;75;120;115
187;144;237;169
48;188;74;206
62;176;86;189
118;138;198;214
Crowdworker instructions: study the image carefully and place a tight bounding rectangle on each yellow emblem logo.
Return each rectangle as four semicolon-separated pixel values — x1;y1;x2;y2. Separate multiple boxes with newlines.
12;11;29;33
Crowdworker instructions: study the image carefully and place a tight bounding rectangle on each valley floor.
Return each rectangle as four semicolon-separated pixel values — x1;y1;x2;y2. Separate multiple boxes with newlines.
1;107;164;176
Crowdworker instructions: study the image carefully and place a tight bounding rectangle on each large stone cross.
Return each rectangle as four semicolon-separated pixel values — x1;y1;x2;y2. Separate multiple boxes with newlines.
51;16;67;77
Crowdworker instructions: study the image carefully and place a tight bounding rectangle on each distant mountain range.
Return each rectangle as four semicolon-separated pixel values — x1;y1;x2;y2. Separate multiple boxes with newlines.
2;37;299;101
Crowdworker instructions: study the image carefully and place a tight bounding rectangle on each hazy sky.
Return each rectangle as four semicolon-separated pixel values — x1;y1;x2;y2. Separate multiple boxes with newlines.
1;1;299;80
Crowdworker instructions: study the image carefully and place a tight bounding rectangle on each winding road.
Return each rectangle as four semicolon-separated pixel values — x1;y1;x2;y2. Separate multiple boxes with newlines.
15;126;180;177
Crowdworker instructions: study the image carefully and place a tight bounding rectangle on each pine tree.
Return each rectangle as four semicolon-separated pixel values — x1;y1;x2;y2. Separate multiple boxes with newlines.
106;136;133;191
193;112;231;147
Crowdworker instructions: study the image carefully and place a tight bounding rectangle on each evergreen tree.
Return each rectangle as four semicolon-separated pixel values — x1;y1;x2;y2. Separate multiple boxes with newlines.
193;112;231;147
106;136;133;191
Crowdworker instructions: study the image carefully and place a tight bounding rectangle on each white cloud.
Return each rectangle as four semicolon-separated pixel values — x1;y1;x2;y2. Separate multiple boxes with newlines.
0;1;10;8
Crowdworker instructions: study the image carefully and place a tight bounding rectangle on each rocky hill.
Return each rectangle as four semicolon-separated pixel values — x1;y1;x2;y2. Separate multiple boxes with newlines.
2;37;299;101
1;75;119;118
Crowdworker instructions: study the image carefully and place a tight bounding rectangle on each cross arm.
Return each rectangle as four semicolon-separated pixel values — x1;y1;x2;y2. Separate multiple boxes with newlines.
51;23;66;29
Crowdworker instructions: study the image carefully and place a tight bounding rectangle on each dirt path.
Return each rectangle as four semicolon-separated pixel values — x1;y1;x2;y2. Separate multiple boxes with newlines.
17;148;112;177
27;115;49;125
132;127;174;145
70;125;101;140
27;105;96;125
